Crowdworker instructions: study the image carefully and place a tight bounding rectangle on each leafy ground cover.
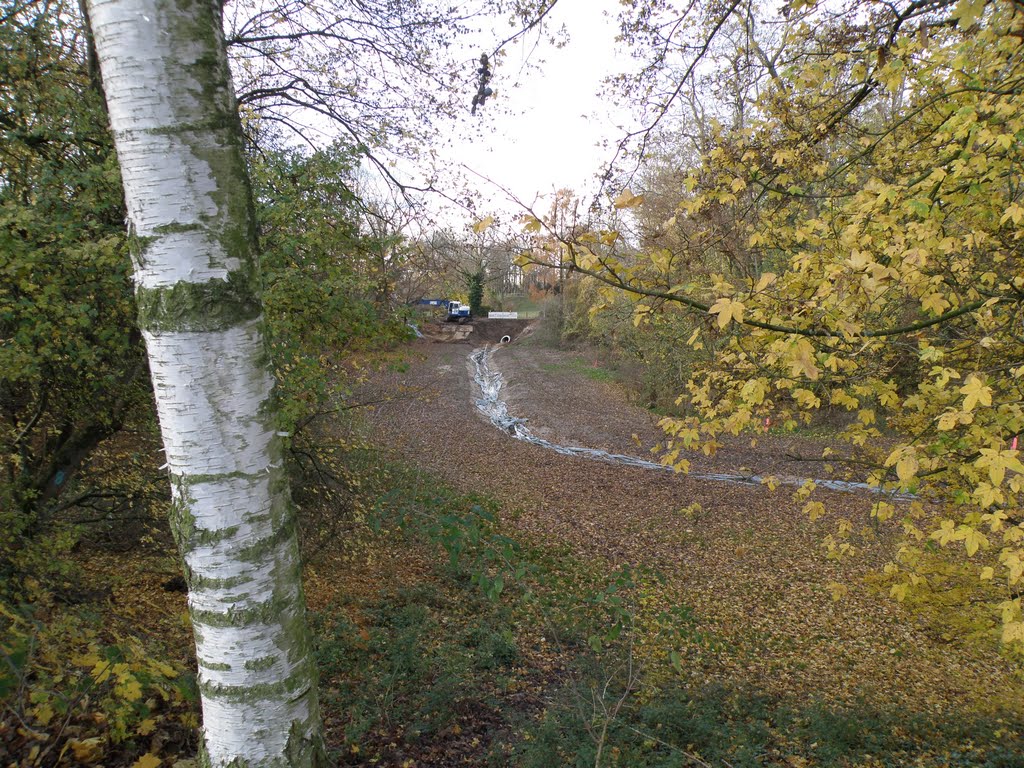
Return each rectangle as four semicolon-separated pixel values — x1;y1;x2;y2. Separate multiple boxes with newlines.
297;448;1024;767
354;328;1024;766
6;328;1023;766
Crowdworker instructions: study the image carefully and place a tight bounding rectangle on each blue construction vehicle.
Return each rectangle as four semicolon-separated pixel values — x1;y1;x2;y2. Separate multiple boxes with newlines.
415;298;472;323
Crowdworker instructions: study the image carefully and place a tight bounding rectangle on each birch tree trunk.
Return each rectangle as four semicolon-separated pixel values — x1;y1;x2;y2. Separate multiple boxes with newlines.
85;1;324;765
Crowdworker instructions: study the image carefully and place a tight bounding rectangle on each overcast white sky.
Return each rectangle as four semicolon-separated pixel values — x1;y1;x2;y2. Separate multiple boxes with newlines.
428;0;641;226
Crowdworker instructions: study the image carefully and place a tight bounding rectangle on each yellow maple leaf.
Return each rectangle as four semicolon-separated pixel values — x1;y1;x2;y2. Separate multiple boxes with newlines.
1006;452;1024;475
613;189;645;209
73;651;103;669
975;449;1024;489
152;661;178;679
960;527;989;557
709;297;744;329
740;379;766;405
953;0;987;26
91;661;113;685
633;304;652;327
872;501;895;522
753;272;777;292
826;582;847;601
132;754;162;768
890;583;910;602
1002;621;1024;645
897;455;917;483
930;519;957;546
116;678;143;702
885;446;918;484
793;388;820;409
772;149;796;166
1003;551;1024;583
804;501;826;521
982;510;1009;532
31;703;54;727
960;374;992;412
69;737;104;764
921;293;951;315
970;483;1003;507
519;215;542;232
790;338;820;381
1007;518;1024;539
471;215;494;234
1000;202;1024;226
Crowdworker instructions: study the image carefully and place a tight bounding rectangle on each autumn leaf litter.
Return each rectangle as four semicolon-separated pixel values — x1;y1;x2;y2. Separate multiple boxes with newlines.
363;323;1022;728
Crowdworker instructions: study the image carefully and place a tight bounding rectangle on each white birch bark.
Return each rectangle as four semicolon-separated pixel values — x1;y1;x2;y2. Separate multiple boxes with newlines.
85;1;324;765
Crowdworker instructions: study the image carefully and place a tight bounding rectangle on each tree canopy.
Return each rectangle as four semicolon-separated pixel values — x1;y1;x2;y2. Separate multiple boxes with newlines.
0;0;148;580
512;0;1024;649
224;0;561;188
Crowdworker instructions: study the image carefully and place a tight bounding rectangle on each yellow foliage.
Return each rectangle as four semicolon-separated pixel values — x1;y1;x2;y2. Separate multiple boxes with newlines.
69;737;105;764
613;189;645;209
554;0;1024;650
708;297;744;328
826;582;848;601
960;375;993;412
471;215;494;234
1;596;191;764
804;501;826;522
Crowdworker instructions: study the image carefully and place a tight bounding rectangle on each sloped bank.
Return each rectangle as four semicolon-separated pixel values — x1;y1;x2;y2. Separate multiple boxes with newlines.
470;345;909;499
358;338;1024;768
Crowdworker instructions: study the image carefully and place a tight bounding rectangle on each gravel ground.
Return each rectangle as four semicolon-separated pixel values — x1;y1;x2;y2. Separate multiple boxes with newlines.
361;320;1021;717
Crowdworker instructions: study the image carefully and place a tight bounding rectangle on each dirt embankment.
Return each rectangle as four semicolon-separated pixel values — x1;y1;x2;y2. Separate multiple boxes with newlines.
416;318;532;345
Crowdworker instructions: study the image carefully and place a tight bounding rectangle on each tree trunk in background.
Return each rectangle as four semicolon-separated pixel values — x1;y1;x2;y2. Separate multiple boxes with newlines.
85;0;324;765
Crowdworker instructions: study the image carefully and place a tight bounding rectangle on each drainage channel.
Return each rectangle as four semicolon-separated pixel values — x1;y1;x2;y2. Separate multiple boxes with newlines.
470;346;908;498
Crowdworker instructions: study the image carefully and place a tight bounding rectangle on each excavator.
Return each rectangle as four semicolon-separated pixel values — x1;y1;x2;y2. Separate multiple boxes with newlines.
415;298;472;323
